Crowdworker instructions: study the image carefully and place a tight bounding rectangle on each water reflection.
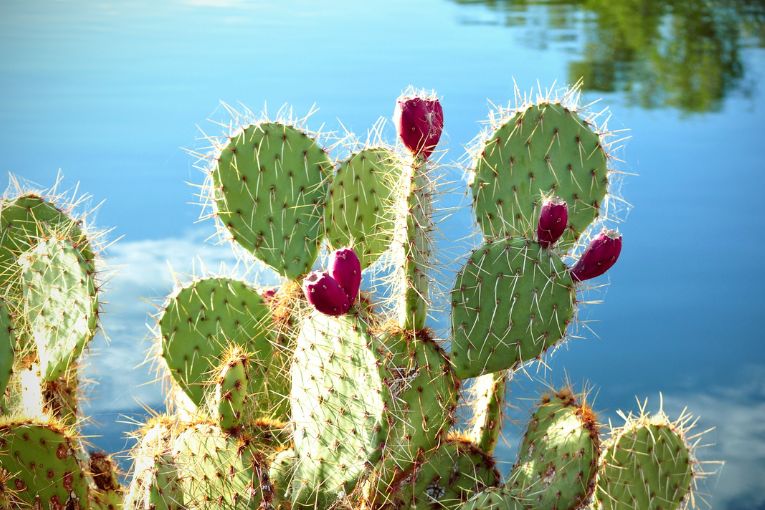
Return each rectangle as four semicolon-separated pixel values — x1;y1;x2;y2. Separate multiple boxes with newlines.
452;0;765;112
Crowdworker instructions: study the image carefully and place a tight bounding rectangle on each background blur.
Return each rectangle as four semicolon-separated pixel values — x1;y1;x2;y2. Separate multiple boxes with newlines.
1;1;763;508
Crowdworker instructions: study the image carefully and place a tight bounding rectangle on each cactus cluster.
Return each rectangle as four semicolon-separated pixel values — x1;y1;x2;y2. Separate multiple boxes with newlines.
0;84;713;509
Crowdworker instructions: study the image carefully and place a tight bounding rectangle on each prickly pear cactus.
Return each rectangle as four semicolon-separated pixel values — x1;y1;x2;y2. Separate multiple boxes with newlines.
0;83;717;510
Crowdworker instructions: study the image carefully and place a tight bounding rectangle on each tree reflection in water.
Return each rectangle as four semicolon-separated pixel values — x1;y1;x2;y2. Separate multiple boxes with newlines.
452;0;765;112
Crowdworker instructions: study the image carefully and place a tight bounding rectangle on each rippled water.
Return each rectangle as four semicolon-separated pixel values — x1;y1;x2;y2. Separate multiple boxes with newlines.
1;1;763;508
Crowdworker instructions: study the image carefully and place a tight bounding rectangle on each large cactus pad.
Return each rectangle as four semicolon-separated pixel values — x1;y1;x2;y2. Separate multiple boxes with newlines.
20;237;98;381
471;103;608;246
451;237;575;379
390;437;501;509
466;370;508;454
0;419;90;509
325;147;402;268
595;414;694;510
508;388;600;510
290;312;393;507
212;122;332;279
159;277;275;410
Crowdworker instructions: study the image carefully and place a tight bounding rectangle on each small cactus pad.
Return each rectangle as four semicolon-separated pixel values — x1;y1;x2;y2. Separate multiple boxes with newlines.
269;448;297;507
125;452;184;510
172;422;272;509
467;370;508;454
20;237;98;381
210;347;249;435
390;437;501;509
367;330;459;504
508;388;600;510
289;311;392;507
325;147;402;268
212;122;332;279
470;103;608;246
0;418;90;509
0;300;14;396
595;413;694;510
459;487;525;510
451;237;575;379
0;194;94;290
125;418;183;510
159;277;275;409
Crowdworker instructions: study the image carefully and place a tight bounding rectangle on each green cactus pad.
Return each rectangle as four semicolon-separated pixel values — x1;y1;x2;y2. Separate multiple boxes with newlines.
20;237;98;381
125;417;184;510
89;451;124;510
390;436;501;509
471;103;608;246
459;487;525;510
173;422;272;509
159;277;277;410
467;371;508;454
0;194;95;289
269;448;297;508
212;122;332;279
326;147;402;268
289;311;393;507
210;347;249;435
450;237;575;379
595;414;694;510
508;388;600;510
367;330;459;505
0;418;90;509
0;300;14;397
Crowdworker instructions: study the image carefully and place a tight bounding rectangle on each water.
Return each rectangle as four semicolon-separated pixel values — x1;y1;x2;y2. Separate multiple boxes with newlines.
1;0;763;507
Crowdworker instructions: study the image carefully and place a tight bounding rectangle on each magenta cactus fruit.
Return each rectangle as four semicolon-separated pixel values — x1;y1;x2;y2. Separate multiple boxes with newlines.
302;271;351;316
394;93;444;160
261;287;277;302
537;197;568;248
330;247;362;303
571;229;623;281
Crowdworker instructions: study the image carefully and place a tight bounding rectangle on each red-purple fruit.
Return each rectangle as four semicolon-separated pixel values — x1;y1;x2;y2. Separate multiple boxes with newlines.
302;271;351;316
537;197;568;248
394;93;444;160
330;248;361;304
571;230;623;281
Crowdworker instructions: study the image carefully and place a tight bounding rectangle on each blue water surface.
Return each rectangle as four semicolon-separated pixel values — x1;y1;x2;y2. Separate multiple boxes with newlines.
1;1;763;508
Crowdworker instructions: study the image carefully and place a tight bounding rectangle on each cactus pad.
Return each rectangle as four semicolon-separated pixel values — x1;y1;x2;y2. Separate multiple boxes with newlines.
0;418;90;509
159;277;275;409
269;448;297;507
595;413;694;510
390;436;501;509
467;371;508;454
326;147;402;268
289;311;393;507
0;300;13;397
470;103;608;246
0;194;94;290
172;422;272;509
451;237;575;379
212;122;332;279
368;330;459;504
20;237;98;381
508;388;600;510
210;347;249;435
